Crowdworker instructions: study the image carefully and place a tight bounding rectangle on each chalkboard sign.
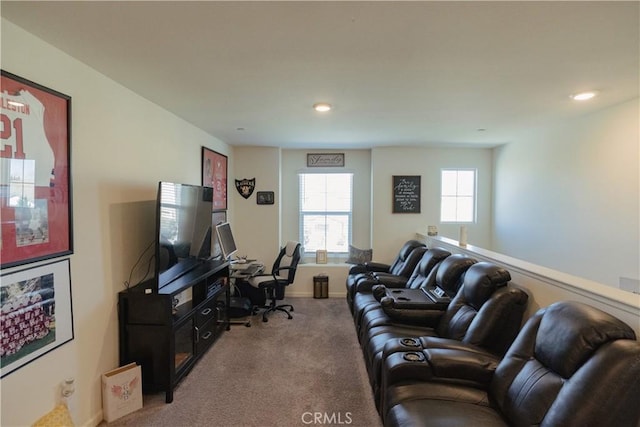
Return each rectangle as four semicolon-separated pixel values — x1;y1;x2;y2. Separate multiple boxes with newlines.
393;175;421;213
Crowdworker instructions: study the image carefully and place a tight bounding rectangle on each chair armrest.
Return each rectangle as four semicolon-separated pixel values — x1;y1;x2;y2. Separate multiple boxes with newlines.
273;266;294;275
355;277;380;293
365;261;391;272
379;297;444;327
374;275;409;288
383;348;499;390
418;337;494;355
348;264;368;275
424;347;499;387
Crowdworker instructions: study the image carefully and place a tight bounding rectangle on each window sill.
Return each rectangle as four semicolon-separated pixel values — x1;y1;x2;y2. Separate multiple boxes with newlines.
299;263;350;268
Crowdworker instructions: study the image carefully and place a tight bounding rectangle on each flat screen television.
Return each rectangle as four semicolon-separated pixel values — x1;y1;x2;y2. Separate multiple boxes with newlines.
215;222;238;261
155;181;213;289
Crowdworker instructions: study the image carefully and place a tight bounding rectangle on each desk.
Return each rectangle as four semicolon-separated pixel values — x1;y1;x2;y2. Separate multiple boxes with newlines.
228;262;265;327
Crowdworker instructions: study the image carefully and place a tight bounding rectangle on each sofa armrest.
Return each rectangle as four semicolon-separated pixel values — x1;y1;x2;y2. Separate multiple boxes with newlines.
379;297;444;327
375;275;409;288
424;348;500;387
348;264;368;275
365;261;391;272
355;278;381;293
418;337;495;356
383;347;499;391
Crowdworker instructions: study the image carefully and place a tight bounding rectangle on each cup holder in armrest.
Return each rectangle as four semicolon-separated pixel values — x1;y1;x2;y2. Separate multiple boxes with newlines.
400;338;421;347
403;352;425;362
391;290;403;293
397;297;410;301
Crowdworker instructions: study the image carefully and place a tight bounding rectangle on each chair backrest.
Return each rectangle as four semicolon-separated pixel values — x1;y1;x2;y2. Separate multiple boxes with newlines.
434;262;528;355
387;240;426;275
490;301;640;427
405;247;451;289
271;241;301;284
421;254;477;297
387;246;428;278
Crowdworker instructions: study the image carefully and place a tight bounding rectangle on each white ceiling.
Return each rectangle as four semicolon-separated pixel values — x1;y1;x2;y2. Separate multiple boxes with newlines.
2;1;638;149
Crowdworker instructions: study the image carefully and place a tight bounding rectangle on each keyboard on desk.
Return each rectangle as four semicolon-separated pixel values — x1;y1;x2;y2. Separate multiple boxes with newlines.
244;264;264;276
232;263;264;277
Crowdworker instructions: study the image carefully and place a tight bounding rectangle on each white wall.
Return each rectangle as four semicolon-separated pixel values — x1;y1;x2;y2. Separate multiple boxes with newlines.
423;235;640;337
493;99;639;288
371;146;494;263
0;20;230;427
231;146;281;265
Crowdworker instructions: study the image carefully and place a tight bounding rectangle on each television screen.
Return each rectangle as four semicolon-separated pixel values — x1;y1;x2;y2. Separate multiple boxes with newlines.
215;222;237;260
155;182;213;289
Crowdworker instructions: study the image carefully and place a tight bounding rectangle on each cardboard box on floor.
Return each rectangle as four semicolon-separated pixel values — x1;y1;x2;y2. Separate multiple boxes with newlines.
101;363;143;422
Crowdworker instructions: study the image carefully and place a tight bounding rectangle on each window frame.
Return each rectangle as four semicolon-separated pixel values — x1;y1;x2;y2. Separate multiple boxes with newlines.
298;172;353;258
440;168;477;224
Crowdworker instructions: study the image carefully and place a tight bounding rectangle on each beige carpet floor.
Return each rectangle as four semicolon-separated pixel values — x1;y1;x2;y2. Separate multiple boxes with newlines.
102;297;382;427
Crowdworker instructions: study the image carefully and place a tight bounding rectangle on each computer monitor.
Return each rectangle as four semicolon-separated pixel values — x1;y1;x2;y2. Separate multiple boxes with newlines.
215;222;238;260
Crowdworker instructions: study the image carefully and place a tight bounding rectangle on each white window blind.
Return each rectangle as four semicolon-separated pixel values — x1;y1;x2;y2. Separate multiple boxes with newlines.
299;173;353;254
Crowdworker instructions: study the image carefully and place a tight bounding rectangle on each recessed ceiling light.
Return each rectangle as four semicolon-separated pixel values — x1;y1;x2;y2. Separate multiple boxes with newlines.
313;103;332;112
570;91;597;101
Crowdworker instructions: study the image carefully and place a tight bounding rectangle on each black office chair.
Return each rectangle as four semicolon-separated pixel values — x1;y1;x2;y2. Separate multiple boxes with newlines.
248;241;301;322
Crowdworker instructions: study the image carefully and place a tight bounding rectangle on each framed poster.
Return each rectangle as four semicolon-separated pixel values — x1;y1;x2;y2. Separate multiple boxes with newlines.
201;147;227;210
392;175;421;213
256;191;274;205
315;250;328;264
1;70;73;269
0;258;74;378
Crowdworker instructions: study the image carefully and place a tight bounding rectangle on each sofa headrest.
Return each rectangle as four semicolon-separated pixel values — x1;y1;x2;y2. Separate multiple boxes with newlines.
535;301;636;378
415;248;451;277
462;262;511;310
435;254;477;295
398;240;425;260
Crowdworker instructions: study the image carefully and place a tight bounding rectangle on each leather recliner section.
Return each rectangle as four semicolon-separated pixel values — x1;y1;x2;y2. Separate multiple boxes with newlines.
382;301;640;427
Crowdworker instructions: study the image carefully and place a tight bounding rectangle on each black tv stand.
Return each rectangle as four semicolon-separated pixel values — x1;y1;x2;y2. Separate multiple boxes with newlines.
118;259;230;403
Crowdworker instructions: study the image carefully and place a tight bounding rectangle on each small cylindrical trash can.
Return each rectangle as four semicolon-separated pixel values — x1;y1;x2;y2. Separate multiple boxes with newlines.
313;275;329;298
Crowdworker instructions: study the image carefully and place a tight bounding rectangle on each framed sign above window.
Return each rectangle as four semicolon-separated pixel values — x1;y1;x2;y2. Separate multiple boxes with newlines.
0;70;73;269
306;153;345;167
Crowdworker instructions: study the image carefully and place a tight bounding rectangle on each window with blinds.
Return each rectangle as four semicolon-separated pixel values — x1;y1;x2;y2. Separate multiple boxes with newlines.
299;173;353;254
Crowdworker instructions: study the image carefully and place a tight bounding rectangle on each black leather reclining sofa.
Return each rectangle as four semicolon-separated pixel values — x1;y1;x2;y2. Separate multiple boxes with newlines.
382;301;640;427
346;243;640;426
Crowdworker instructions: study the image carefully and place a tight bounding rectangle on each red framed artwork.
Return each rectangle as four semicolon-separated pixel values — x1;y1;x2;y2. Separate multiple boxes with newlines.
201;147;227;210
1;71;73;269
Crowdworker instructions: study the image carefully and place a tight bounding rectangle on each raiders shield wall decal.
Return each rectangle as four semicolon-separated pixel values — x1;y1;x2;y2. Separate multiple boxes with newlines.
235;178;256;199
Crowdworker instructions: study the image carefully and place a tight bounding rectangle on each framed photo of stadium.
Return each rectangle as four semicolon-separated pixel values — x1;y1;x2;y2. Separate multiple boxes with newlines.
0;258;74;378
0;70;73;269
201;147;227;210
